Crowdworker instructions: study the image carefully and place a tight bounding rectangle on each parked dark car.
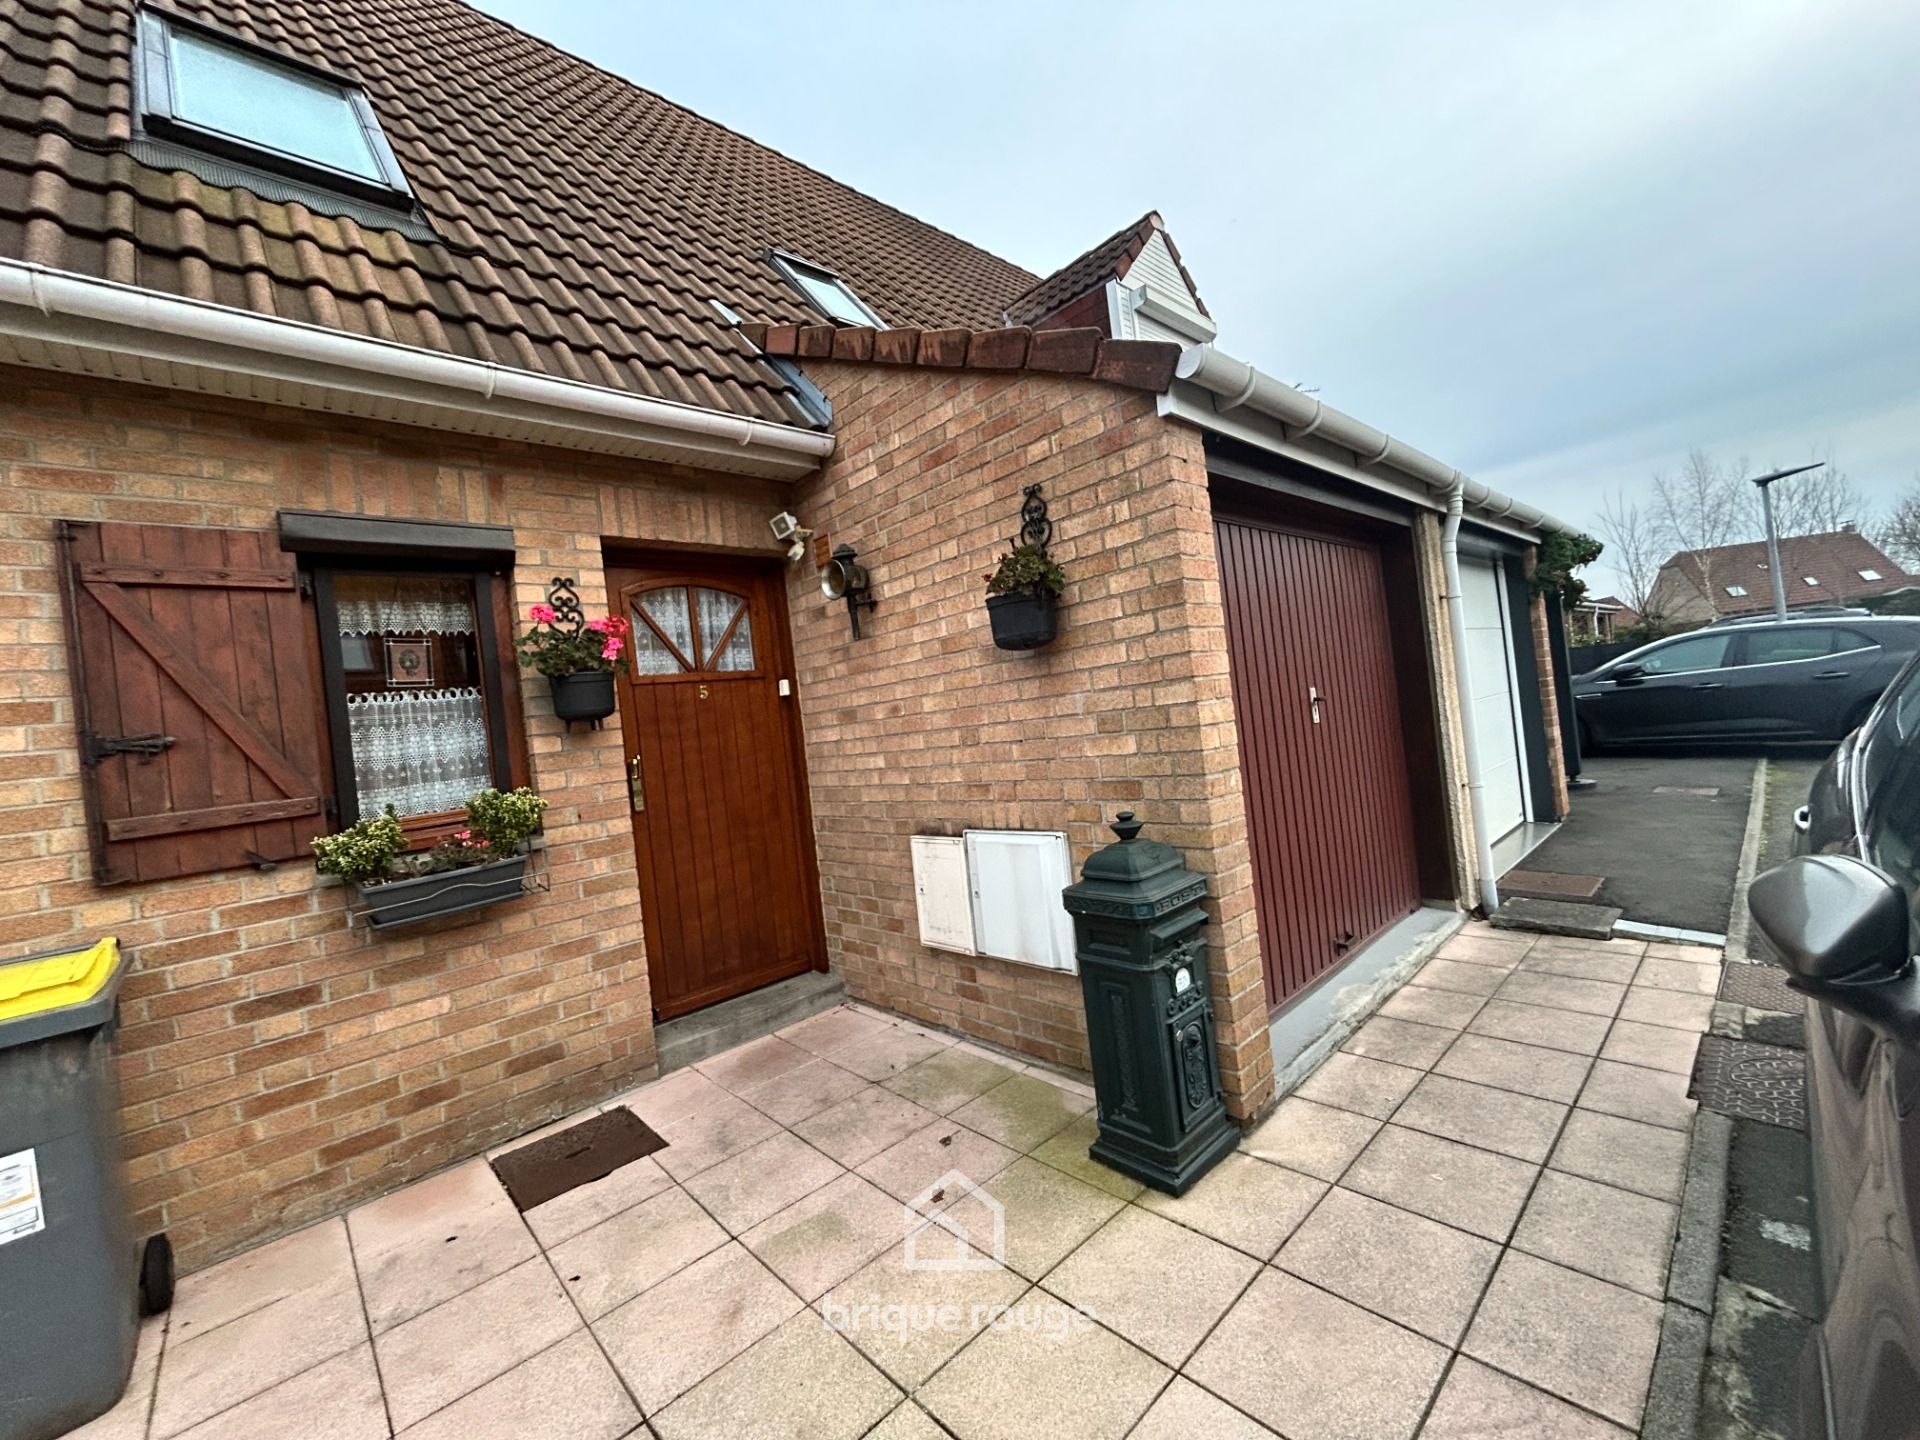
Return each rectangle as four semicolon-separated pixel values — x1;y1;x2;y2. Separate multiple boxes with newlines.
1745;650;1920;1440
1571;615;1920;749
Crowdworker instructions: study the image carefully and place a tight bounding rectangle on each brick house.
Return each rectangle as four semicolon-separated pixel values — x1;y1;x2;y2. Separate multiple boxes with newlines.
0;0;1576;1270
1647;527;1913;626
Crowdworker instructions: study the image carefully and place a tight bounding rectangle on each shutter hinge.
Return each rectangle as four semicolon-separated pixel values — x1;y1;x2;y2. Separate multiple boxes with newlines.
82;731;176;766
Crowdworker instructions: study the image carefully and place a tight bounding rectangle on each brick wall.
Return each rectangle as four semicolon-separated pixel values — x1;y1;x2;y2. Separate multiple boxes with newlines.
783;362;1273;1118
0;366;791;1269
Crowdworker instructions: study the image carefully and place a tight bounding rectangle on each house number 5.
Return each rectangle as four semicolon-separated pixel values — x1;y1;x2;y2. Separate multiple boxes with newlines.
698;684;709;700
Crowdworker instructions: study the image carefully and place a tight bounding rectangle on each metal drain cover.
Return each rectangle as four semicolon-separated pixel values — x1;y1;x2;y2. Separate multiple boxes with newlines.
1692;1036;1805;1130
1720;962;1801;1013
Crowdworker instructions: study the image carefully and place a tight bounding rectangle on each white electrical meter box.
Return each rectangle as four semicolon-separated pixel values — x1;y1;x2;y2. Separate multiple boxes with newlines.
910;834;976;955
964;829;1077;973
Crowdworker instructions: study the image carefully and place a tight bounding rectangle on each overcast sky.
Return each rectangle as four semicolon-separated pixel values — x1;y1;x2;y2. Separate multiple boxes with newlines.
474;1;1919;586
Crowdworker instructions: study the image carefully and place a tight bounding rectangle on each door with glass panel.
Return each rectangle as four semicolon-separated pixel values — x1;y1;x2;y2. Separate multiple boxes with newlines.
607;559;825;1019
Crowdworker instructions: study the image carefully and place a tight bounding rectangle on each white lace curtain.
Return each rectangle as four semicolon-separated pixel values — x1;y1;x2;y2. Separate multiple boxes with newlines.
335;575;476;636
347;688;492;818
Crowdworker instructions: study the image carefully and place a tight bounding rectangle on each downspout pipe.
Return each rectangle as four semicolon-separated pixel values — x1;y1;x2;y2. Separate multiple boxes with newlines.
1441;474;1501;917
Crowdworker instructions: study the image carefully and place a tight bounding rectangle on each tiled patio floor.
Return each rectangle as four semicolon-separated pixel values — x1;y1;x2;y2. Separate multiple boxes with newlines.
74;922;1715;1440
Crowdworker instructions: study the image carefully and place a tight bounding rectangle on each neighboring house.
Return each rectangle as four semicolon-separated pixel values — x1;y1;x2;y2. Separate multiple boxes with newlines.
0;0;1575;1269
1648;527;1912;625
1569;594;1639;642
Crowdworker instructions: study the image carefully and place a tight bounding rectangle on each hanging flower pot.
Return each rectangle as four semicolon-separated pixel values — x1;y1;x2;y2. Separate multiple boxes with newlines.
986;589;1059;650
516;585;630;730
984;539;1065;652
550;669;617;722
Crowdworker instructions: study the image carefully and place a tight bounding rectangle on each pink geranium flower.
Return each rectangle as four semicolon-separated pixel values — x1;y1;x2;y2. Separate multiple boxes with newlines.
529;603;557;624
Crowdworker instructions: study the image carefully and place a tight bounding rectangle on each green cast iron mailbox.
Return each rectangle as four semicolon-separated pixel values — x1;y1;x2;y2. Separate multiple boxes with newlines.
1061;811;1240;1194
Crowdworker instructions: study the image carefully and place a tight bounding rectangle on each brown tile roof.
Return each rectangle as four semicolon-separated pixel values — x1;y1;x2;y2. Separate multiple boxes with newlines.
742;321;1182;392
1002;211;1209;328
1659;528;1913;615
0;0;1043;428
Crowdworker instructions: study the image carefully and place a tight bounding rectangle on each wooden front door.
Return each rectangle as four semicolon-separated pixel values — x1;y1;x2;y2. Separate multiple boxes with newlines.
1215;516;1423;1008
608;558;825;1019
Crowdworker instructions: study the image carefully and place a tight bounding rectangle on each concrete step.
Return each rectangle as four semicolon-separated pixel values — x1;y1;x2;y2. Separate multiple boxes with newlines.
1488;895;1623;940
654;969;845;1074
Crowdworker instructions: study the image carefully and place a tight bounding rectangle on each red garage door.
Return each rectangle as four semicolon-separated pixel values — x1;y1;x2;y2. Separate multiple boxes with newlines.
1216;516;1423;1007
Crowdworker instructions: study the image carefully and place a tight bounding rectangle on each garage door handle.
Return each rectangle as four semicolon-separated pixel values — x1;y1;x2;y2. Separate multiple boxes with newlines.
1814;670;1849;680
1691;681;1723;690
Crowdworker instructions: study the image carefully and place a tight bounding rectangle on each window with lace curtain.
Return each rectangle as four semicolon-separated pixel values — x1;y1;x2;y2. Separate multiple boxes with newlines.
312;568;517;829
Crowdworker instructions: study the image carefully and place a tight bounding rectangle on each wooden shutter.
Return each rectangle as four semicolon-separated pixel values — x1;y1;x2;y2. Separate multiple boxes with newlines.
58;520;331;885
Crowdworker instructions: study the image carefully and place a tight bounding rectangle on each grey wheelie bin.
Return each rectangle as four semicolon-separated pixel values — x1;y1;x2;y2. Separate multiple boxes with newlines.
0;938;169;1440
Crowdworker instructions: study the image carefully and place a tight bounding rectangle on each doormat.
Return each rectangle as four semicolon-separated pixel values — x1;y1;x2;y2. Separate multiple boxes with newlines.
1691;1036;1805;1131
489;1107;668;1212
1652;785;1721;797
1501;869;1605;900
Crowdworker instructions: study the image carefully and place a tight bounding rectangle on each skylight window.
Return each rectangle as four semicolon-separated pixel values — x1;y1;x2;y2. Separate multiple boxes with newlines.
135;9;411;203
1804;576;1821;586
1724;585;1747;597
1860;568;1883;581
770;253;883;327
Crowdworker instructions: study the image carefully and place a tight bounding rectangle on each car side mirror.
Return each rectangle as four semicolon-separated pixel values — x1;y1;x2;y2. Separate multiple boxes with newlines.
1749;854;1911;989
1610;662;1646;681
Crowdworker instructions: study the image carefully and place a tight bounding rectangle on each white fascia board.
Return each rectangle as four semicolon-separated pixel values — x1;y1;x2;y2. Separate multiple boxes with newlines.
0;260;834;480
1132;288;1217;342
1160;380;1547;543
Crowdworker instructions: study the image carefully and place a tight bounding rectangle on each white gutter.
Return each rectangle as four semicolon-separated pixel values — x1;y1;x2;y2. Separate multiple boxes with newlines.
1173;344;1572;537
0;259;834;480
1441;478;1501;916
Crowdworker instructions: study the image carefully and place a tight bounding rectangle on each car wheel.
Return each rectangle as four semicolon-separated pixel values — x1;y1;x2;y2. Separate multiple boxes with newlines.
1578;719;1601;755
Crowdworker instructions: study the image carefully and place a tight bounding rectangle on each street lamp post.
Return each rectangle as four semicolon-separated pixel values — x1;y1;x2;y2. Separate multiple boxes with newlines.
1750;462;1826;622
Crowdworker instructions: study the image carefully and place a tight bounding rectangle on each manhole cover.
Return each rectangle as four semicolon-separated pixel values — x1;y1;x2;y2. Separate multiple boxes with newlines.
1502;869;1605;899
1720;962;1801;1014
1653;785;1721;797
1692;1036;1805;1130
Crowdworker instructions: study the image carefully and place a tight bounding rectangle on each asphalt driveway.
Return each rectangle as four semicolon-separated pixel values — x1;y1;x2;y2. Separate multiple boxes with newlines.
1508;755;1758;935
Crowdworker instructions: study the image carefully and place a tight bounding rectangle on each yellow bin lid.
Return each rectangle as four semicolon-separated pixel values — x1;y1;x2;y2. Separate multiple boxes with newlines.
0;938;124;1042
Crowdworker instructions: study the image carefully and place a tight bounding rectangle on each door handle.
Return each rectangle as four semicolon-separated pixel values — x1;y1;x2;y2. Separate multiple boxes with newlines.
1310;686;1327;724
1814;670;1850;680
1691;682;1723;690
627;754;646;812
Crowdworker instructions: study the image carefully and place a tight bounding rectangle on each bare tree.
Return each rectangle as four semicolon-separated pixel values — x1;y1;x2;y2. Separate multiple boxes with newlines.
1650;450;1748;611
1758;447;1870;538
1594;491;1665;618
1881;479;1920;572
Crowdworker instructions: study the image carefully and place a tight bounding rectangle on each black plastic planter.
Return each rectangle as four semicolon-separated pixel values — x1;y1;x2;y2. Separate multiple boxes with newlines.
986;589;1059;650
550;669;616;723
357;854;529;929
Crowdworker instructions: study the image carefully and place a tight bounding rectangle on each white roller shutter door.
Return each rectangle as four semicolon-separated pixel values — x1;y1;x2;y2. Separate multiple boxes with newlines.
1459;557;1530;844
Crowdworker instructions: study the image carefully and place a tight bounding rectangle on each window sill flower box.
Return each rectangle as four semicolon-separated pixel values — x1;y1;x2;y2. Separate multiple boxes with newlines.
312;788;547;932
356;852;530;929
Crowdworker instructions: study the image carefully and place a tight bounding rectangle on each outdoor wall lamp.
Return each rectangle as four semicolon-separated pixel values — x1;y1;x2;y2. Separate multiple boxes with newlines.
821;543;877;638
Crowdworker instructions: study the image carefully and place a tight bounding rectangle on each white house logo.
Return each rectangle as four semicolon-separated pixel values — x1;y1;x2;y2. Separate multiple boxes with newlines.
902;1170;1004;1270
